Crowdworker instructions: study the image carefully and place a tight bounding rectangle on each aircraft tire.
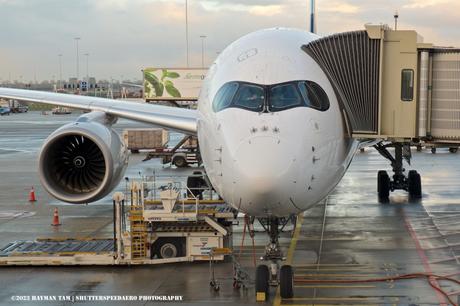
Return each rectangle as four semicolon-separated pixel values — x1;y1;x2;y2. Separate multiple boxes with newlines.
408;171;422;199
255;265;269;301
280;265;294;298
377;170;390;200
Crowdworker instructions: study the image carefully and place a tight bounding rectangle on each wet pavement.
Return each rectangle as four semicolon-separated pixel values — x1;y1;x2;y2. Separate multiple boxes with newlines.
0;112;459;305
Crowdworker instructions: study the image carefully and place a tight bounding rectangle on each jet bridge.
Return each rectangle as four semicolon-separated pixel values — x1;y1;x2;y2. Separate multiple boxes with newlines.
303;24;460;143
303;25;460;199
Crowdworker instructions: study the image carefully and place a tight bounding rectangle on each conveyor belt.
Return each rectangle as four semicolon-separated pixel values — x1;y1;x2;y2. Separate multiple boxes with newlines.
145;203;235;214
152;222;215;232
0;239;114;256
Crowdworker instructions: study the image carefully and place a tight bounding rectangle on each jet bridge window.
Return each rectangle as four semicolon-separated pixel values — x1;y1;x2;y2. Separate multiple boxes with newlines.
401;69;414;101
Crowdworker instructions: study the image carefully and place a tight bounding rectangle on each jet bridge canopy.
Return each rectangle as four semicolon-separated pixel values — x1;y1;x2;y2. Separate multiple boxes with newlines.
303;25;460;143
302;30;381;134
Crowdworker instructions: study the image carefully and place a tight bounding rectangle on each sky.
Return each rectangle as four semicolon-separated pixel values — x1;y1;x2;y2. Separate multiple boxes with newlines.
1;0;459;82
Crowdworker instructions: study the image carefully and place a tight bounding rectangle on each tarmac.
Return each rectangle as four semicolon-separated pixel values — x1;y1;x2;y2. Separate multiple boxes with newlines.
0;112;459;305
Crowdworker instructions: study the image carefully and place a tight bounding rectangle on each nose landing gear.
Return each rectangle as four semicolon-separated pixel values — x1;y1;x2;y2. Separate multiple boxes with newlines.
255;217;294;301
374;142;422;200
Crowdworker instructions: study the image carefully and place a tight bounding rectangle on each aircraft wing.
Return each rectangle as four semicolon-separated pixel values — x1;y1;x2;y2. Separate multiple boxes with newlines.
0;88;197;134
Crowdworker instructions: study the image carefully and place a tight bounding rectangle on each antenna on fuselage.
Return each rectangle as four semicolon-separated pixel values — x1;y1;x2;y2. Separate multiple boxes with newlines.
310;0;317;34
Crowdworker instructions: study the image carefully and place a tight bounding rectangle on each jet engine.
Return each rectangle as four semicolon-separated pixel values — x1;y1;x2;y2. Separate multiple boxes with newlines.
38;112;128;203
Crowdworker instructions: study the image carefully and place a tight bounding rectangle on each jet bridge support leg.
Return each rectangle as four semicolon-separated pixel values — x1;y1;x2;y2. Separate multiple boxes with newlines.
374;142;422;200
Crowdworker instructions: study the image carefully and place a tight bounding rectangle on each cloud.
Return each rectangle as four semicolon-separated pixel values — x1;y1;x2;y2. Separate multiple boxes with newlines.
318;1;360;14
403;0;451;9
141;1;186;23
248;5;284;16
203;0;284;5
1;0;460;81
200;1;284;16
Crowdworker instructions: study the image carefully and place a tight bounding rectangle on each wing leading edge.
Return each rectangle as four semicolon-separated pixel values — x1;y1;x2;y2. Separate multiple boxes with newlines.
0;88;197;134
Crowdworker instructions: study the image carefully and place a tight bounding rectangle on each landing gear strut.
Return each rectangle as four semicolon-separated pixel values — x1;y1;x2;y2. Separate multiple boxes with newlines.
255;217;294;301
374;142;422;200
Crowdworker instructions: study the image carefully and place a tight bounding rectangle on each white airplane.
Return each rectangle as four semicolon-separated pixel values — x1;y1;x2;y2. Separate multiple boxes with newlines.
0;27;420;300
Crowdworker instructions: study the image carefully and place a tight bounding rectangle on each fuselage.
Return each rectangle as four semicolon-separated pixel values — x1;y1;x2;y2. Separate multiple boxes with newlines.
197;28;358;217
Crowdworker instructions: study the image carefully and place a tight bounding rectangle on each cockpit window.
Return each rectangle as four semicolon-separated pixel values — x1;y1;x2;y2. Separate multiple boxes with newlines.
269;83;304;111
212;80;329;113
298;81;330;111
212;82;239;112
233;84;265;112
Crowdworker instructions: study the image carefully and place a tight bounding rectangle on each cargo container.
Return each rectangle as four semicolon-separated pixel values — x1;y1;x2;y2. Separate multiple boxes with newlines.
123;128;170;153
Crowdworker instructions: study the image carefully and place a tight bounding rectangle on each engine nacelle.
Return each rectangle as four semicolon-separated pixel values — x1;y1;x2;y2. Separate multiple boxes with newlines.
38;112;128;203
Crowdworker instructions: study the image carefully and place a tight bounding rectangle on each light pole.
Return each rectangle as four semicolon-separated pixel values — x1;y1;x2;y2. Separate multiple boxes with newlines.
58;54;63;89
84;53;89;81
394;11;399;30
200;35;207;68
185;0;189;67
74;37;81;80
309;0;316;33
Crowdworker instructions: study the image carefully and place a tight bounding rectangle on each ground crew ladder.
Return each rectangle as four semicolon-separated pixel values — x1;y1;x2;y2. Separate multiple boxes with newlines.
129;208;147;259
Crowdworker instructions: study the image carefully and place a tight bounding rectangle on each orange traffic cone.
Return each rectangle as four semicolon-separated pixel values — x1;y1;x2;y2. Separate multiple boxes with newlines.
29;187;36;202
51;208;61;226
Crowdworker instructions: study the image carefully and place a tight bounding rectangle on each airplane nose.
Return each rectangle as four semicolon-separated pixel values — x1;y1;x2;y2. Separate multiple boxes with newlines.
232;136;296;201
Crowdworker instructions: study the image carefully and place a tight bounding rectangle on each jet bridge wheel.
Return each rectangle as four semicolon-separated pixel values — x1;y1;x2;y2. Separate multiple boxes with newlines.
280;265;294;298
408;170;422;199
255;265;270;301
377;170;390;200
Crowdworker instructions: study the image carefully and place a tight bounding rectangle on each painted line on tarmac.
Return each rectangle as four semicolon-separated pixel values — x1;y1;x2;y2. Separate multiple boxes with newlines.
284;297;382;301
294;267;382;272
273;212;304;306
293;263;373;267
278;304;378;306
294;273;387;278
294;285;376;289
